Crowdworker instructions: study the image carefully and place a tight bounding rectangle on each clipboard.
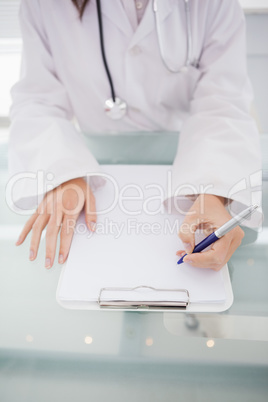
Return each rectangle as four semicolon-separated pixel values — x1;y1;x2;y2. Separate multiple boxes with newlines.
56;165;234;313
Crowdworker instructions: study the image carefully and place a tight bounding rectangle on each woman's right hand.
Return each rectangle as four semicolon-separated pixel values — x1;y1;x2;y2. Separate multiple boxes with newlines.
15;177;96;268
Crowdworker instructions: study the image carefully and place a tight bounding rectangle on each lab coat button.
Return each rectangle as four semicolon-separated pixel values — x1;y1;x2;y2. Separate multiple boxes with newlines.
130;46;142;56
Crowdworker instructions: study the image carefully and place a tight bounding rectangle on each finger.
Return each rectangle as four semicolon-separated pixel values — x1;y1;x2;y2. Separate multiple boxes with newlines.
84;187;97;231
29;213;50;261
183;225;244;271
176;249;186;257
183;235;232;270
178;214;199;254
45;210;63;269
16;212;39;245
58;213;79;264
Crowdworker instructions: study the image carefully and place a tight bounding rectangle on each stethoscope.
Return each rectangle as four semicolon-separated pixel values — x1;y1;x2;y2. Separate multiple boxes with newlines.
96;0;192;120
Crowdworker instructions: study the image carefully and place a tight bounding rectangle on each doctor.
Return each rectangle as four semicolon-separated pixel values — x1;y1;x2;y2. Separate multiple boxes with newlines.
9;0;261;270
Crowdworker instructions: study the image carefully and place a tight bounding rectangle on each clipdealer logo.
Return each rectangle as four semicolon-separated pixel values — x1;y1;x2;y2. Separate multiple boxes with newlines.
5;169;262;226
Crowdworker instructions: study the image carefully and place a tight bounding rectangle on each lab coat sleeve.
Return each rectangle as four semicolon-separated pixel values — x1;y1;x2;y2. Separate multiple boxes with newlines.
170;0;262;227
8;0;103;212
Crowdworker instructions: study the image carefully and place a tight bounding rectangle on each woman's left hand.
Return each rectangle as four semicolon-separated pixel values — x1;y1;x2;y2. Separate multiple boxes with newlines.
177;194;244;271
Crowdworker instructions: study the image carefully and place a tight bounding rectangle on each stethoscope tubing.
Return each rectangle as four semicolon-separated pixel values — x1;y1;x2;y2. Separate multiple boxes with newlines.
96;0;116;102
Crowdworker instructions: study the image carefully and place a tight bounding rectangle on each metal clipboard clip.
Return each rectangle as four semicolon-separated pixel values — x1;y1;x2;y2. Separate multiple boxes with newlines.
98;285;190;309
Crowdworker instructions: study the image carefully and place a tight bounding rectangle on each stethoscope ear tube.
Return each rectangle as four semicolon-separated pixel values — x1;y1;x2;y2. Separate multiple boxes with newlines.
153;0;192;73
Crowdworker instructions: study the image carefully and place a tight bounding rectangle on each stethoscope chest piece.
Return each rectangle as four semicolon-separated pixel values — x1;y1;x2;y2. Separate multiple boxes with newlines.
104;97;127;120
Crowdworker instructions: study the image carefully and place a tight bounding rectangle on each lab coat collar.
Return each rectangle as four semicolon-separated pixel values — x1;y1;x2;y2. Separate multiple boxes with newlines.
96;0;174;46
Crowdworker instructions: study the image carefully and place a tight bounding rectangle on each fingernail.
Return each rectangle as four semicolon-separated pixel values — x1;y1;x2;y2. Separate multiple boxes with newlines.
176;251;184;256
183;242;192;253
89;221;96;232
45;258;51;269
29;249;34;260
58;254;64;264
15;236;21;246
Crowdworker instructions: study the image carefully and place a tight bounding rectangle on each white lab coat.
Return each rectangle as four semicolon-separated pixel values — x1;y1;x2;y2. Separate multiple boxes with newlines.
9;0;262;225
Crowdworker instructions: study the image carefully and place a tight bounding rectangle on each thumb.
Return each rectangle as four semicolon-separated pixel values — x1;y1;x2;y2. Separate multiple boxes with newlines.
178;217;197;254
84;185;97;231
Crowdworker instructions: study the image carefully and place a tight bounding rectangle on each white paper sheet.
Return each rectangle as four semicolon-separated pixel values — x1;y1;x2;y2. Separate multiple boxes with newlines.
58;166;226;305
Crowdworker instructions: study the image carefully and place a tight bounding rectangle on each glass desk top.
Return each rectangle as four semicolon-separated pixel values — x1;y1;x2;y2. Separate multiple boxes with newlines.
0;131;267;402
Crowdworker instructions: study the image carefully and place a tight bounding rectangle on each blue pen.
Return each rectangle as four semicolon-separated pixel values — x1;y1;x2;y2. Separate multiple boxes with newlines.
177;204;259;265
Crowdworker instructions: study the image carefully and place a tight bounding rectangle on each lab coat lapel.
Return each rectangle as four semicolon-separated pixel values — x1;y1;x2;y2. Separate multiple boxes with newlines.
95;0;174;46
128;0;173;47
98;0;134;37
